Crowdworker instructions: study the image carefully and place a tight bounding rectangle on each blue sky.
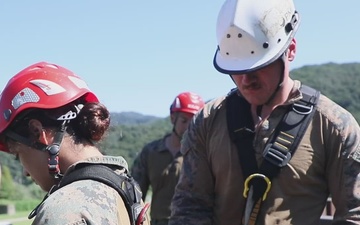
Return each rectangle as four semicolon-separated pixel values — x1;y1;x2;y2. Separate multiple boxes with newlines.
0;1;359;117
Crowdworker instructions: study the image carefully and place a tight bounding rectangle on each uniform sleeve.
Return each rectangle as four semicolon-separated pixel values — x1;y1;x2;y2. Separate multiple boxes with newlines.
321;100;360;224
131;146;150;201
169;113;215;225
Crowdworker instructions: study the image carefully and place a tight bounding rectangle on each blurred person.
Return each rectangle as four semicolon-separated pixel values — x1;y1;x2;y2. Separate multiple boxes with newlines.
0;62;149;225
131;92;204;225
169;0;360;224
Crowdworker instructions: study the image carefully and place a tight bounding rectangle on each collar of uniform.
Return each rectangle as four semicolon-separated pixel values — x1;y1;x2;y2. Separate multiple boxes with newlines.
287;80;302;104
157;133;171;153
65;156;129;175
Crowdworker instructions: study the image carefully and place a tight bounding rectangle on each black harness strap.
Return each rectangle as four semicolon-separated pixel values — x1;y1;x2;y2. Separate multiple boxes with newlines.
226;88;257;178
226;85;320;225
29;164;147;225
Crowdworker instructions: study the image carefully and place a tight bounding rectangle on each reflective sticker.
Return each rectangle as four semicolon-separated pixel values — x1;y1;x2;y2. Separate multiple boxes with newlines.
189;93;202;103
187;103;201;110
30;79;66;96
174;98;181;108
12;88;40;109
68;76;89;90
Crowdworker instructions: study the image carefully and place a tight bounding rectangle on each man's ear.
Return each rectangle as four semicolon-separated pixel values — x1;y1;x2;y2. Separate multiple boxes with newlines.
287;38;296;62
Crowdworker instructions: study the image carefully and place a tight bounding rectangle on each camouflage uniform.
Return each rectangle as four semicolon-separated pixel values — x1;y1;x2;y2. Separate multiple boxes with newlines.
169;81;360;225
131;134;183;225
32;156;149;225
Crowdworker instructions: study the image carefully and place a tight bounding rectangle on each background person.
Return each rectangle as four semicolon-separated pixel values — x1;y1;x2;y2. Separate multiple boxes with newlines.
0;62;149;225
131;92;204;225
169;0;360;224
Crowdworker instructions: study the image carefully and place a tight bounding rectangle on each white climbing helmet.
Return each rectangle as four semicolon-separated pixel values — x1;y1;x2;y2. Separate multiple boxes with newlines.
213;0;300;74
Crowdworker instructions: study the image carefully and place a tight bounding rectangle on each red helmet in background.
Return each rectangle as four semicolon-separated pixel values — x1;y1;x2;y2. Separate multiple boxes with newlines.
170;92;205;115
0;62;99;152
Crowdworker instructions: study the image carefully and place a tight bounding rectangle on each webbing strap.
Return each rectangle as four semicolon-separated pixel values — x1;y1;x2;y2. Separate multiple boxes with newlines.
226;85;320;225
226;89;257;179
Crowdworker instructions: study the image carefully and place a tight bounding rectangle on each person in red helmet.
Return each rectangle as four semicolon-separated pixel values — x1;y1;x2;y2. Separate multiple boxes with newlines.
131;92;204;225
0;62;149;225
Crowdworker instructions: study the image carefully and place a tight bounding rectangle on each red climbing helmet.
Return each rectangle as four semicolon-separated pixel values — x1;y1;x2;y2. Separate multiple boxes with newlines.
170;92;205;115
0;62;99;152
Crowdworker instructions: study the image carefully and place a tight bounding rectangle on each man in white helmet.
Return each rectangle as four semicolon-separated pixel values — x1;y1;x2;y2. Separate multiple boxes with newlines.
169;0;360;224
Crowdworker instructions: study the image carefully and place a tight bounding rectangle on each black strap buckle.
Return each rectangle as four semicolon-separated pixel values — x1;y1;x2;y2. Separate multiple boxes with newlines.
263;143;292;167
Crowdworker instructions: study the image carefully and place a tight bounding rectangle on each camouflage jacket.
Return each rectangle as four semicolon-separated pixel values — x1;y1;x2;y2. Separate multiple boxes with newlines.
131;134;183;220
31;156;142;225
169;81;360;225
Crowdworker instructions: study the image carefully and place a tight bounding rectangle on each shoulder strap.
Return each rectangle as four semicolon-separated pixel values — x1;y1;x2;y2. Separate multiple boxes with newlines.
55;164;147;225
226;88;257;180
226;85;320;225
260;85;320;177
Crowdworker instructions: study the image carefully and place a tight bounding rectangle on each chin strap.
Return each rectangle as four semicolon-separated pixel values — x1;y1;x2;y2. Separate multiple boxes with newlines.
5;131;48;151
47;120;68;180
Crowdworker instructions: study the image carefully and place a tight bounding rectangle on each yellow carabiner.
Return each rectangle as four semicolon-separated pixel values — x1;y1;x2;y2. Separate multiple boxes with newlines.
243;173;272;201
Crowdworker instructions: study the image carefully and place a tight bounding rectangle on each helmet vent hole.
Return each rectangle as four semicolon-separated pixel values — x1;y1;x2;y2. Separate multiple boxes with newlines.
263;42;269;49
227;34;231;38
251;51;255;54
285;23;293;33
226;52;230;55
277;38;281;43
238;33;242;38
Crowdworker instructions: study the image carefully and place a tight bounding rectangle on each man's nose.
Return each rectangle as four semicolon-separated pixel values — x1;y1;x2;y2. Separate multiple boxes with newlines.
241;73;257;85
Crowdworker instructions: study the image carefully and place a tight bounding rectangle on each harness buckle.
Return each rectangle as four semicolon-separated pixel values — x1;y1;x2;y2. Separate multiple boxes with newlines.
243;173;272;201
292;102;313;115
263;143;292;167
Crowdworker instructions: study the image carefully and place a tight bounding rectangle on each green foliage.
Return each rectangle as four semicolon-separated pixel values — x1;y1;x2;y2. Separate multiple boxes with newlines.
110;112;162;126
0;199;39;213
13;199;40;212
0;153;25;185
0;165;19;200
0;165;44;201
24;183;46;200
99;117;172;167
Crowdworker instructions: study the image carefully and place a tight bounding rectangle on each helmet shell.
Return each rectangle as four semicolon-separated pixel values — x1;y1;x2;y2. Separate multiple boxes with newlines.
0;62;98;152
170;92;204;115
213;0;300;74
